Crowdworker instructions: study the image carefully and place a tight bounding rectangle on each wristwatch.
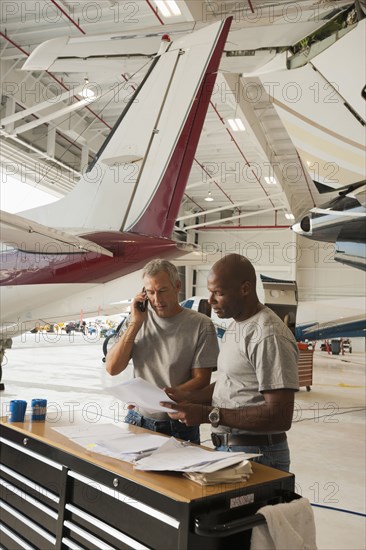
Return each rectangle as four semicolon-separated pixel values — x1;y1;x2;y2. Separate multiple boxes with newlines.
208;406;220;428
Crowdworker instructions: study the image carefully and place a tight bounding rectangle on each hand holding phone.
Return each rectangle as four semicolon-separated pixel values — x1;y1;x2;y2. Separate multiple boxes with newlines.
136;288;148;312
137;299;148;312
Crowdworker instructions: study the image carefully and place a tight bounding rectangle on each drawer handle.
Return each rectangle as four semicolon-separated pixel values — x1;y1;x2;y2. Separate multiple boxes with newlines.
194;491;302;537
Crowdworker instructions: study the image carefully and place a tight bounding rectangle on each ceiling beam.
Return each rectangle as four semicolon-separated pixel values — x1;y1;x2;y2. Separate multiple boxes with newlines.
0;84;85;127
177;192;285;221
10;96;98;136
184;206;281;230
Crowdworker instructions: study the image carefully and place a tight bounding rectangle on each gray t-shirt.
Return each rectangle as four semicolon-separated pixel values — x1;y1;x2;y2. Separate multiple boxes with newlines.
132;308;219;419
212;305;299;434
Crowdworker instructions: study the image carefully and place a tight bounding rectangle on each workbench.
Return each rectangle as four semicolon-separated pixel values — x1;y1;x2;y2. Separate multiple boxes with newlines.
0;416;296;549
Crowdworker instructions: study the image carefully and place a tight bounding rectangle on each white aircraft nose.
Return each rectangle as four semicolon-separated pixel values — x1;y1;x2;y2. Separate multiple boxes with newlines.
292;216;312;236
292;222;304;235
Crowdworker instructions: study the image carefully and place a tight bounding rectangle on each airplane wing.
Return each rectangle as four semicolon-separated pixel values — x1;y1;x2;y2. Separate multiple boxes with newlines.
0;210;113;256
296;313;366;340
313;180;366;207
309;208;365;218
349;183;366;207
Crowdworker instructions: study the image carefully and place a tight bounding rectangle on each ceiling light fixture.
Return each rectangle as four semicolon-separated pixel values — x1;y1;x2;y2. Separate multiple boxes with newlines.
154;0;181;17
167;0;181;15
78;76;96;100
285;213;295;220
264;176;277;185
79;87;96;99
227;118;245;132
204;191;214;202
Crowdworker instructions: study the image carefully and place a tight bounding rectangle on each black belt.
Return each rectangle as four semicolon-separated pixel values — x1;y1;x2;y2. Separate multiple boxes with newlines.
211;432;287;447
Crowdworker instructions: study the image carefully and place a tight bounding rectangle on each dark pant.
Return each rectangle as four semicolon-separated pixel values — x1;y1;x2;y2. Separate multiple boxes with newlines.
124;409;200;444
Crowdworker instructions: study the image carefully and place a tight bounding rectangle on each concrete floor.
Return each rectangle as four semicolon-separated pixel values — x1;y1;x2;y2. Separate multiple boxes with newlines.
1;332;365;549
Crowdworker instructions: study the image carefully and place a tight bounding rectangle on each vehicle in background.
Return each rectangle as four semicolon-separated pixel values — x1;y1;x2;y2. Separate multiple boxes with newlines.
65;321;83;334
320;338;352;354
101;317;128;362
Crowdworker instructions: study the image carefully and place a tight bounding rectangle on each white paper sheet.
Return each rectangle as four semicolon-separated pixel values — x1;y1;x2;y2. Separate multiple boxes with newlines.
53;422;131;440
53;422;168;462
94;433;167;454
107;377;177;413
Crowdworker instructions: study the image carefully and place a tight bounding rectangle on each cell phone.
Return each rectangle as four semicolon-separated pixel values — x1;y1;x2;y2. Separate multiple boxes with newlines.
137;299;148;312
137;288;148;312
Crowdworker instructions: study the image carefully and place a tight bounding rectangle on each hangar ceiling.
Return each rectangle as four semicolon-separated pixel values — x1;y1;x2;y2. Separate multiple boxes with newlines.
1;0;365;234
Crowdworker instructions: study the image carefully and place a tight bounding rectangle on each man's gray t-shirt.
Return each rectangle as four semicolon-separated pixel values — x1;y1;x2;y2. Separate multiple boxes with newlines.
212;306;299;434
132;308;219;419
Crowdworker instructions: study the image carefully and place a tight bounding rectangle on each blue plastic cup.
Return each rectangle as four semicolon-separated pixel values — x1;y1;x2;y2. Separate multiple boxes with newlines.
9;400;27;422
31;399;47;421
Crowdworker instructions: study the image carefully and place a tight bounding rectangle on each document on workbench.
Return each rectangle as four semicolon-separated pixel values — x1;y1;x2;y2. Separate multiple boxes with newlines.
107;377;177;413
53;422;167;462
53;422;131;441
90;433;168;462
134;438;260;472
183;460;253;486
53;422;131;453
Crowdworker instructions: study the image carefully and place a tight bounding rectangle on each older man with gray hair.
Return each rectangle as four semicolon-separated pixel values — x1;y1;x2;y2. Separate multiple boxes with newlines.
106;259;219;443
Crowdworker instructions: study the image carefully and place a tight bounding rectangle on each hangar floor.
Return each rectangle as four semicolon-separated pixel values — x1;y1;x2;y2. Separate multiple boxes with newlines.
1;333;365;550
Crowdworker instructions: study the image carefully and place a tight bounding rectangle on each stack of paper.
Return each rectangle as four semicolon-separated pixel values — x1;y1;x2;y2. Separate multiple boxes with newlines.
53;423;259;482
183;460;252;486
134;438;259;481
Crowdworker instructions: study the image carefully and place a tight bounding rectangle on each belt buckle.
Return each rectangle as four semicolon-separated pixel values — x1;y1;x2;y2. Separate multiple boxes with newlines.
211;433;221;447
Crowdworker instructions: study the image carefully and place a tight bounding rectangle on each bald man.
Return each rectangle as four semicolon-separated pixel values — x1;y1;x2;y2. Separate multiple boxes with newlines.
162;254;299;471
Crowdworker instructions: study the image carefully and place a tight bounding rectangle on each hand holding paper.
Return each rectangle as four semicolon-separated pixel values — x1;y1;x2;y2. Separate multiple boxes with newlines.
160;399;209;425
108;377;177;414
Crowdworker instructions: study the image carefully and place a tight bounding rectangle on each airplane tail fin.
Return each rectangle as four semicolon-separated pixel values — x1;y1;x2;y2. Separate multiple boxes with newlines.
21;19;232;239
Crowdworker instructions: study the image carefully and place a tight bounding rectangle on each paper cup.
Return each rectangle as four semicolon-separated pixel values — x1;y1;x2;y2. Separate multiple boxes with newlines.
9;400;27;422
31;398;47;421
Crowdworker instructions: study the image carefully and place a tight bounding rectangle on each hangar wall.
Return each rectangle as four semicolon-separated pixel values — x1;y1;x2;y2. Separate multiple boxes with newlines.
194;228;297;299
193;228;365;300
296;234;366;301
190;228;366;351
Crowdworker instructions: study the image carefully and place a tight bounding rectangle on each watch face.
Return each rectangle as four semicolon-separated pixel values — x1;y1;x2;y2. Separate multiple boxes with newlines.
209;408;220;425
